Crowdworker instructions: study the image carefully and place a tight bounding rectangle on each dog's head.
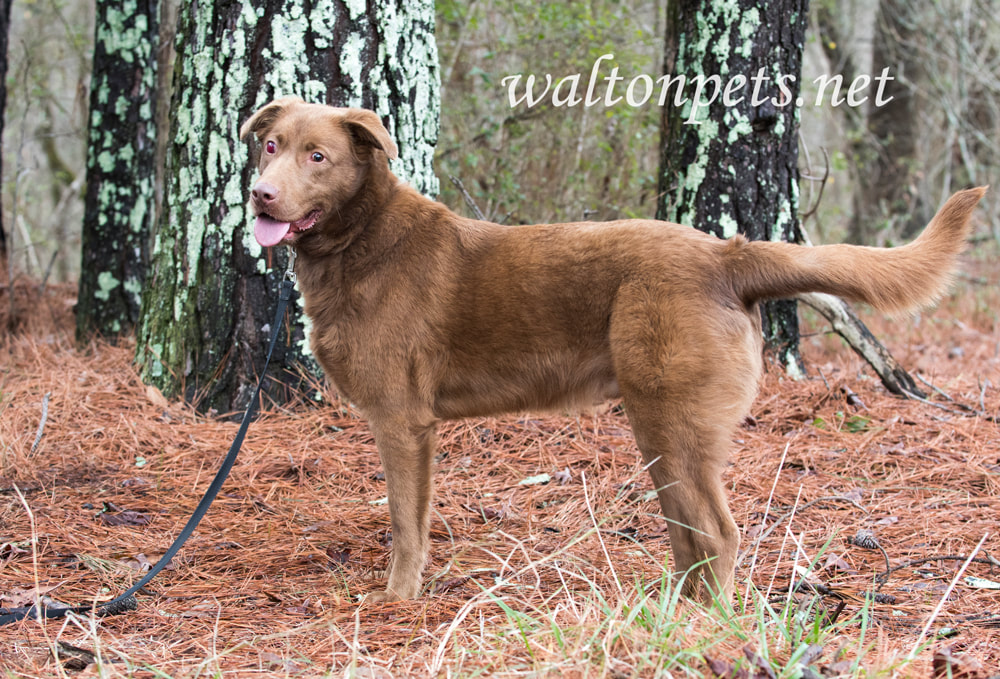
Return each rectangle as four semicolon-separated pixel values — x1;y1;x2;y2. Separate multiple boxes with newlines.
240;97;398;248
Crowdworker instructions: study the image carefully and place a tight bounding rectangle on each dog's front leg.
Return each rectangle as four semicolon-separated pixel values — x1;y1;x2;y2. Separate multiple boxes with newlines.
365;416;437;602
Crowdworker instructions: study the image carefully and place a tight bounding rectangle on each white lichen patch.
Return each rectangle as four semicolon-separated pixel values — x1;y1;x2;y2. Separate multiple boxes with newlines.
339;31;367;106
295;292;313;357
737;7;761;58
123;277;143;309
371;0;441;197
690;0;761;75
783;348;804;379
772;196;793;243
97;1;150;58
674;113;717;226
719;212;740;239
94;271;120;301
726;109;753;144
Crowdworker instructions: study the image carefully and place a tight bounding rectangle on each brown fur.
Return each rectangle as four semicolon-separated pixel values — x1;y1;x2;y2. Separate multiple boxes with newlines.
240;97;986;603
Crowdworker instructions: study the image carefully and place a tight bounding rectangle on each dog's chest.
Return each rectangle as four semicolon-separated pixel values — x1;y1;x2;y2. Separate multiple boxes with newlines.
307;320;361;399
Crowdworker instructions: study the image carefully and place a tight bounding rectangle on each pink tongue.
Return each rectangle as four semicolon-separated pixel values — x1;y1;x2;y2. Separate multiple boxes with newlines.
254;215;291;247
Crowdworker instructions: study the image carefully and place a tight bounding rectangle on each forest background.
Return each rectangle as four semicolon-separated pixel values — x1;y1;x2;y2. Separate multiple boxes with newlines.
4;0;999;282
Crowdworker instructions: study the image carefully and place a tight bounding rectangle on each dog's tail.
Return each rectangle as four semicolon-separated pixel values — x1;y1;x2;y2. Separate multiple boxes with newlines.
725;187;987;314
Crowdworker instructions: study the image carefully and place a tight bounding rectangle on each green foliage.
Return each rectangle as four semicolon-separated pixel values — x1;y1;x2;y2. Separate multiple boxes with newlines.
467;558;902;677
435;0;662;224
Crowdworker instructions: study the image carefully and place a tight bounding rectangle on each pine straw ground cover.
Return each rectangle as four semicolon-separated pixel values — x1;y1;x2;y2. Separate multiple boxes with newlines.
1;254;999;678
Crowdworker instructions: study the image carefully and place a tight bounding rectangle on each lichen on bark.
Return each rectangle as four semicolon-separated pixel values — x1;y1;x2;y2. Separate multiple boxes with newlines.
76;0;159;341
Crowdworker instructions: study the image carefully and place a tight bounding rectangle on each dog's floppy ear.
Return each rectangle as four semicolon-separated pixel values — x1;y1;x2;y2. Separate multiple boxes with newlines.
341;108;399;160
240;96;304;141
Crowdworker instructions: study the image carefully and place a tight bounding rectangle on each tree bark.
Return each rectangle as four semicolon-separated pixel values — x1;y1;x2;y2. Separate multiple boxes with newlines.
76;0;160;341
0;0;12;265
658;0;808;375
135;0;440;414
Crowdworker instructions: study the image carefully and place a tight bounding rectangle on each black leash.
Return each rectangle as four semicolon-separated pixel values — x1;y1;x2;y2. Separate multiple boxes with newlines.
0;259;296;626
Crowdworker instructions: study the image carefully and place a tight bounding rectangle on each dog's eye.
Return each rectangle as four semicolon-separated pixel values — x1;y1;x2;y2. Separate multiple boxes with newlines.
310;151;325;163
265;140;276;154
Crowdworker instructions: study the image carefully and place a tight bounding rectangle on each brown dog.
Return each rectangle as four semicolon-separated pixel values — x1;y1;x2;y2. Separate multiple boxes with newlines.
240;96;985;603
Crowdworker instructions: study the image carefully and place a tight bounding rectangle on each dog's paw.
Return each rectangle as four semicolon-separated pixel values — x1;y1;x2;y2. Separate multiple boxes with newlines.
363;589;401;604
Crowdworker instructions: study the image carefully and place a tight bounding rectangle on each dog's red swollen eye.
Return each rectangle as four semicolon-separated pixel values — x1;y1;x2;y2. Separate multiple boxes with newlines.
311;151;325;163
265;140;276;154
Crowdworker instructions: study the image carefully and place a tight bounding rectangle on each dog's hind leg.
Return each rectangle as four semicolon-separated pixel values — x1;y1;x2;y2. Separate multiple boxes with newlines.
365;415;438;602
625;399;742;603
611;292;760;603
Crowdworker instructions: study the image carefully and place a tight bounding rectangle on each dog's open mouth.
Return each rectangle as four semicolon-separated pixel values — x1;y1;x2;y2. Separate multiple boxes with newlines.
254;210;321;247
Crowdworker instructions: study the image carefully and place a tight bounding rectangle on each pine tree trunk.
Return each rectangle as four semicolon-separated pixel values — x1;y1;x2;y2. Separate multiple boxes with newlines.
657;0;808;375
0;0;12;265
76;0;160;340
135;0;439;414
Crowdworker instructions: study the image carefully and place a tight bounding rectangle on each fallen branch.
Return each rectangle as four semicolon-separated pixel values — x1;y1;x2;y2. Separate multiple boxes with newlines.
30;392;51;454
798;292;927;399
913;373;997;420
875;552;1000;584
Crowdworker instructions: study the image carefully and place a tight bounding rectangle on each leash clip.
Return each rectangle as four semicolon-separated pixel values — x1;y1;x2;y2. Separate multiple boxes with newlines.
284;247;297;283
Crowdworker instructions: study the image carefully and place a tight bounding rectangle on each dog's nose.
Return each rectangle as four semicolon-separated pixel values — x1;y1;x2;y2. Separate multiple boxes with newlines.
252;181;279;205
